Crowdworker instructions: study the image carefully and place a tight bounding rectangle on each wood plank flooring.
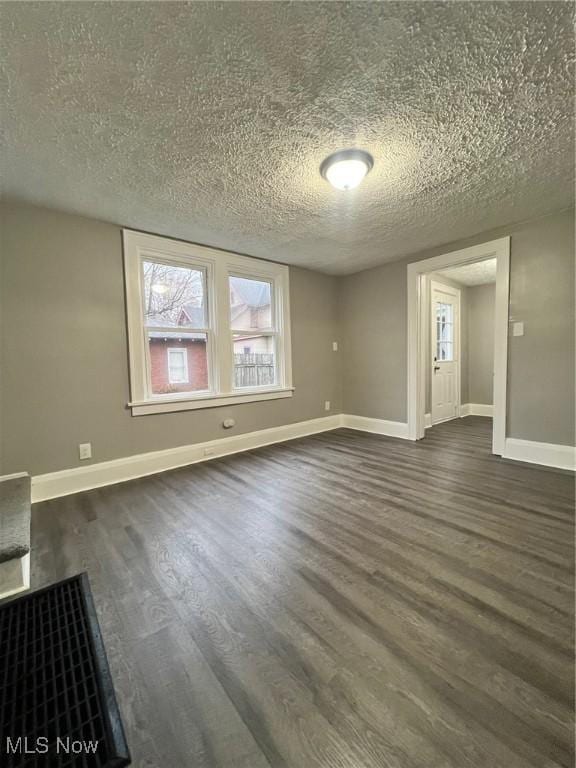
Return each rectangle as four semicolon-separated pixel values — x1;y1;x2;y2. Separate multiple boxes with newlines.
30;417;574;768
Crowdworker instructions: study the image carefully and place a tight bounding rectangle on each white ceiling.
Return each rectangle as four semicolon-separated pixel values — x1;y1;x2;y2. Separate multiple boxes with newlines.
0;2;573;275
438;259;497;287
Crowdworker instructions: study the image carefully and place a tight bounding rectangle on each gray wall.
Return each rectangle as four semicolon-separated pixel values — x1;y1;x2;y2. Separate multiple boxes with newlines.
0;202;342;476
467;284;495;405
1;203;573;477
340;208;575;446
507;211;575;445
338;258;408;423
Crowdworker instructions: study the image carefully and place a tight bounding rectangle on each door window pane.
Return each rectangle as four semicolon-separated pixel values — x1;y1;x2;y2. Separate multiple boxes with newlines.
437;341;453;361
233;334;275;388
435;302;453;325
148;332;208;394
438;320;453;342
143;260;206;328
435;300;454;360
229;276;272;330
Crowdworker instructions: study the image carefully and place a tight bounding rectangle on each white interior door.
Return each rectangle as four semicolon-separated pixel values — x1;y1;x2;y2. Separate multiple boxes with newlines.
431;281;460;424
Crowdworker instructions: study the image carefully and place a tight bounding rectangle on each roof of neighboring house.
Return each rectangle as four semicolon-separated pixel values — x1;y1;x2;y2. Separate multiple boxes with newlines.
229;279;271;325
180;304;206;327
231;278;270;308
147;285;268;330
145;304;205;328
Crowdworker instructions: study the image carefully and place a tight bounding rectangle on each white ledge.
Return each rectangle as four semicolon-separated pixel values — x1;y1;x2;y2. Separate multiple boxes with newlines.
129;388;294;415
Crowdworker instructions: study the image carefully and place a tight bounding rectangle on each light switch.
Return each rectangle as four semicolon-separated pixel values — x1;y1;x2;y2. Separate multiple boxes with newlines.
332;341;338;352
512;322;524;337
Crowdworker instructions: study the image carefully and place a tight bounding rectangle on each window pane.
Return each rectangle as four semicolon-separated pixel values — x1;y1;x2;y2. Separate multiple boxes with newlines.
437;320;453;343
143;260;206;328
437;341;454;362
229;276;272;330
148;332;208;394
233;334;275;388
435;302;453;326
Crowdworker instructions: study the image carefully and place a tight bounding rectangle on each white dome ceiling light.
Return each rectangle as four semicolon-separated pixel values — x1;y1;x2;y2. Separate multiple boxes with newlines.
320;149;374;191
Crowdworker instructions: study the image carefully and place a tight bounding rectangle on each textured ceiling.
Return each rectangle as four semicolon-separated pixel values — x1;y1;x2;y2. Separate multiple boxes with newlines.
1;2;573;275
438;258;496;286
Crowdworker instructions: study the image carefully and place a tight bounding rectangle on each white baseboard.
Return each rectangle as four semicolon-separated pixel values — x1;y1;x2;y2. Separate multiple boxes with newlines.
503;437;575;471
460;403;493;417
0;472;29;482
30;412;573;503
31;415;342;503
341;414;410;440
426;404;492;425
31;413;410;502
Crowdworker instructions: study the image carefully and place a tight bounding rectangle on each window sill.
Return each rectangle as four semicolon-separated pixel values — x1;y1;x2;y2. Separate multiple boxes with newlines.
128;387;294;416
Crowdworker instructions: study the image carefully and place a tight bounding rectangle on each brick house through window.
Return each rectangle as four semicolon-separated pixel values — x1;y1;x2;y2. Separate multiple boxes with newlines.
149;334;208;394
147;301;209;395
148;278;274;393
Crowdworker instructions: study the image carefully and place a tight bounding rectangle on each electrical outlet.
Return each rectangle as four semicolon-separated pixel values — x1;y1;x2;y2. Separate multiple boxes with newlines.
332;341;338;352
203;446;216;457
78;443;92;461
324;401;331;411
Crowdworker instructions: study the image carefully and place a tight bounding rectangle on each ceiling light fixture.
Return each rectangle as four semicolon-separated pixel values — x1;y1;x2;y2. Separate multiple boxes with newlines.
320;149;373;190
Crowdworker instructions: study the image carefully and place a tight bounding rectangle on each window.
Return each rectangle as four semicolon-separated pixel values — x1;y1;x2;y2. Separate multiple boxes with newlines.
435;301;454;361
142;259;209;395
229;276;276;389
123;230;292;415
167;348;189;385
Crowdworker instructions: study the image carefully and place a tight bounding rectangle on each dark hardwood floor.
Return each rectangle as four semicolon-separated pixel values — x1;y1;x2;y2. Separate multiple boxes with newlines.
31;417;574;768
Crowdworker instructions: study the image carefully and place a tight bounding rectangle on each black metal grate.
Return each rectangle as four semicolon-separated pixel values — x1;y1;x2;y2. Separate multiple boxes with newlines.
0;574;130;768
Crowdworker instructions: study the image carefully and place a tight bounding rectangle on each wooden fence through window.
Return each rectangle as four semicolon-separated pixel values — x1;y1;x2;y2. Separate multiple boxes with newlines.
233;352;275;388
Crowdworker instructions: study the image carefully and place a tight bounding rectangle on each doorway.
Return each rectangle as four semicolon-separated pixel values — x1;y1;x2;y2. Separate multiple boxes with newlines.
407;238;510;455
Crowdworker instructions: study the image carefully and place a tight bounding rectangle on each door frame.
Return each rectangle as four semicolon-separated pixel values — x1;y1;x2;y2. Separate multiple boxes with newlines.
407;237;510;455
429;279;461;425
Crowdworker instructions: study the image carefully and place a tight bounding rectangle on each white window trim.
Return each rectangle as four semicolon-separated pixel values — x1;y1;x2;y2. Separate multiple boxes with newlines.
123;229;293;416
167;347;189;385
